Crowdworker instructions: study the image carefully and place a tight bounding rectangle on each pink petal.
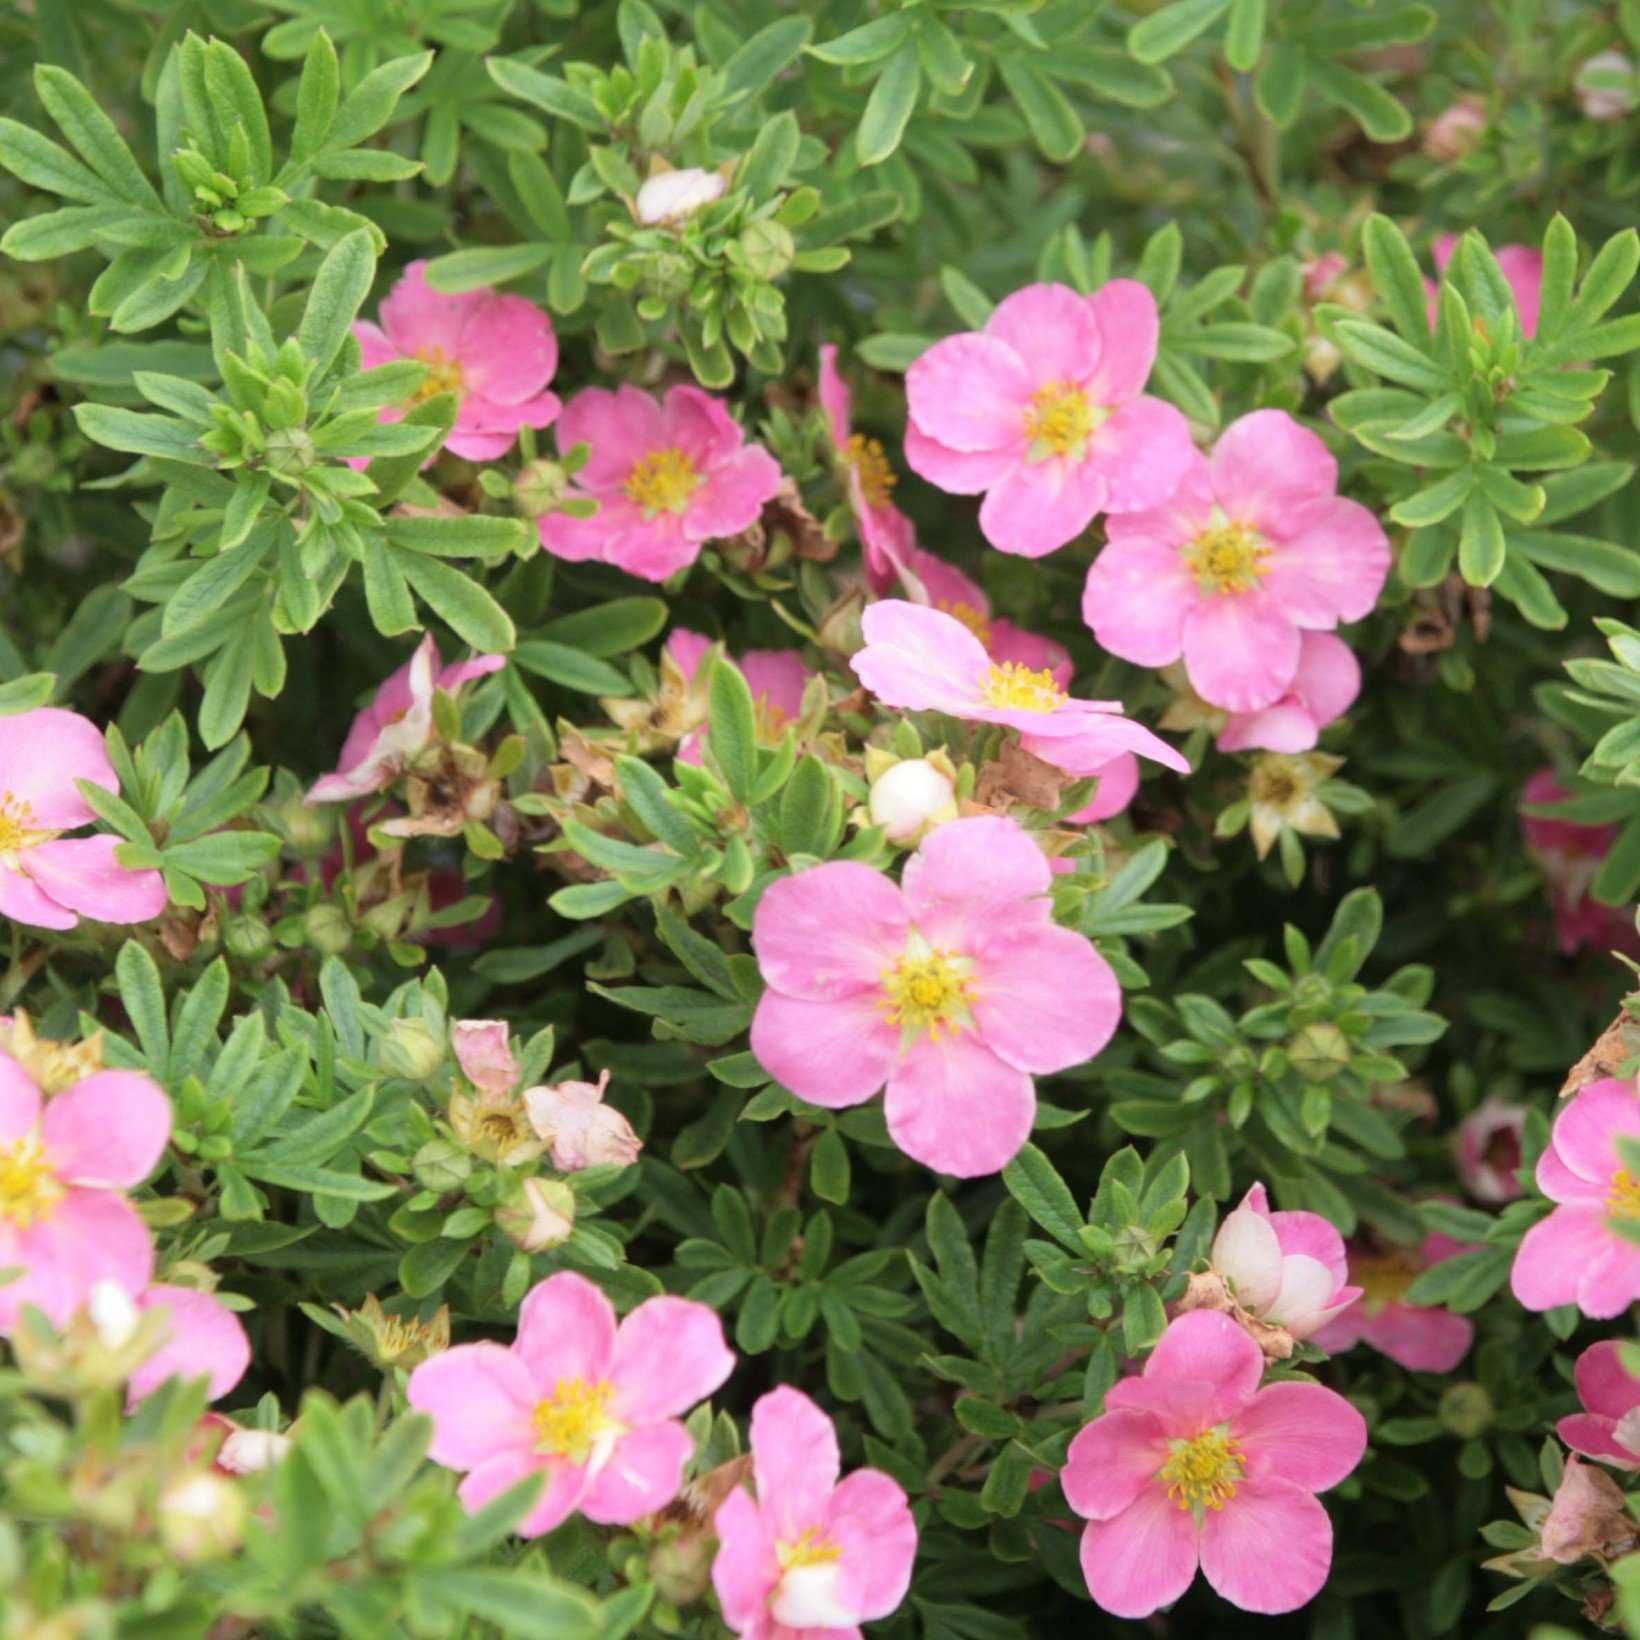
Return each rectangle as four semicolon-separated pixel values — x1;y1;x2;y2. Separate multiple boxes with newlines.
513;1272;617;1386
1062;1408;1169;1522
977;452;1106;558
601;517;704;582
446;391;561;461
683;445;783;541
1065;752;1139;823
852;601;991;715
1081;534;1194;668
1552;1078;1640;1185
556;385;663;491
458;1450;583;1537
661;385;745;469
1212;1207;1285;1314
751;1386;840;1539
42;1070;170;1188
858;497;917;592
128;1285;251;1405
0;864;77;930
457;292;558;405
1020;704;1191;778
1537;1140;1597;1204
986;620;1071;688
451;1020;518;1098
406;1342;537;1469
354;320;398;370
1092;396;1197;513
1207;410;1337;532
906;333;1034;453
1497;245;1544;338
818;344;851;443
0;707;120;828
1290;631;1361;723
1198;1478;1333;1614
1078;1485;1199;1619
436;653;506;693
609;1296;734;1422
0;1190;154;1330
0;1055;41;1143
1575;1234;1640;1320
984;282;1103;386
741;650;811;721
1267;1206;1348;1287
1359;1303;1474;1371
752;861;909;1002
748;990;898;1109
1512;1206;1608;1310
20;837;168;926
712;1485;781;1629
1261;498;1391;627
1234;1381;1366;1492
1141;1311;1263;1423
378;261;481;357
1576;1339;1640;1421
580;1421;693;1524
970;924;1120;1074
901;815;1052;940
824;1468;917;1620
665;629;712;684
1558;1413;1640;1470
1180;595;1302;713
903;423;1019;495
1217;701;1319;755
1083;279;1161;402
884;1035;1034;1177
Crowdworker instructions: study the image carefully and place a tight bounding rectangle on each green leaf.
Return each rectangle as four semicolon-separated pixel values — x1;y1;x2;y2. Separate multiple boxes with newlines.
809;14;914;66
1128;0;1232;63
540;598;667;656
1457;493;1507;586
298;229;376;378
423;243;554;294
996;56;1083;163
35;64;161;208
1225;0;1267;71
1001;1144;1084;1251
810;1127;851;1204
1309;58;1412;141
411;1570;601;1640
1362;213;1432;343
396;552;516;653
513;640;630;695
707;657;759;801
328;51;434;150
486;58;604;131
857;45;921;167
723;16;812;97
73;404;202;462
292;28;340;161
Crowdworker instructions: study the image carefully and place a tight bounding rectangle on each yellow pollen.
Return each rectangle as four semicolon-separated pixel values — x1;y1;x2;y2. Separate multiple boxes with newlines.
1184;521;1271;596
938;599;994;649
1159;1428;1245;1513
532;1377;619;1464
980;662;1066;714
1608;1168;1640;1223
777;1527;842;1570
881;947;974;1038
0;1134;63;1228
411;347;466;403
0;793;52;860
625;447;703;515
843;432;897;509
1351;1250;1418;1315
1024;381;1099;459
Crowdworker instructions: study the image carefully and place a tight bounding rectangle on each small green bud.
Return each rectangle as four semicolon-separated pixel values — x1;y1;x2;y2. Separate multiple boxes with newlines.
302;903;352;955
413;1138;471;1193
223;913;273;961
513;458;569;519
1289;1021;1352;1083
266;426;318;477
738;219;795;282
381;1018;446;1082
1438;1382;1495;1438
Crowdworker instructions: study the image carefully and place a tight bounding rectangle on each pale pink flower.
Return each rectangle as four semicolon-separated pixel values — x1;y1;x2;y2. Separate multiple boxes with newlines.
450;1018;519;1100
0;709;167;931
125;1284;251;1407
1511;1077;1640;1318
306;634;503;804
525;1070;642;1172
539;386;783;582
0;1053;169;1332
1312;1235;1475;1370
1215;633;1360;754
904;280;1195;558
355;261;560;462
1210;1183;1361;1341
1427;236;1543;339
749;815;1121;1177
1559;1341;1640;1470
1518;769;1639;956
712;1386;916;1639
1081;410;1390;713
1302;252;1349;299
1540;1452;1633;1563
819;345;916;592
850;602;1189;782
1454;1097;1528;1204
407;1271;734;1536
1062;1310;1366;1618
900;547;1071;685
665;629;811;765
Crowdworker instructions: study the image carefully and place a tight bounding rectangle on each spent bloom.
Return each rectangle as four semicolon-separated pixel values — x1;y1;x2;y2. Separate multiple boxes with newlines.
1215;632;1360;756
1577;51;1638;122
665;629;811;765
712;1386;916;1639
819;344;916;592
904;280;1194;558
539;385;783;582
0;708;167;932
1209;1183;1361;1342
1082;410;1391;713
407;1271;734;1536
1313;1236;1475;1371
850;602;1189;782
749;815;1121;1177
1427;235;1544;339
1062;1310;1367;1618
1422;96;1488;161
1540;1453;1636;1564
1559;1341;1640;1470
1454;1097;1529;1204
525;1070;642;1172
306;634;503;805
355;261;560;462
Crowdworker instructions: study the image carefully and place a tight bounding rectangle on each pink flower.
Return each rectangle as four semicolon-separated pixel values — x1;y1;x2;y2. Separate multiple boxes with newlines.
1428;235;1543;339
900;547;1071;685
1312;1236;1474;1370
1519;769;1639;956
306;634;503;805
850;602;1189;782
904;280;1195;558
1082;410;1390;713
123;1284;252;1406
1215;633;1361;754
1062;1310;1366;1618
1210;1183;1361;1341
1303;252;1349;299
1559;1341;1640;1470
1422;97;1487;161
712;1386;916;1639
819;345;916;592
525;1070;642;1172
665;630;811;765
749;815;1121;1177
539;385;783;582
1454;1097;1528;1204
1065;754;1140;825
355;261;561;462
0;1053;170;1332
407;1271;734;1536
0;708;167;931
1512;1077;1640;1318
451;1018;518;1099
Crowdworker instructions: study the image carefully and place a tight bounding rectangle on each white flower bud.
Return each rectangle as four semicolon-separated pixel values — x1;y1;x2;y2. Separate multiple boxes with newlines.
218;1428;291;1474
87;1280;140;1350
869;759;957;843
636;167;727;227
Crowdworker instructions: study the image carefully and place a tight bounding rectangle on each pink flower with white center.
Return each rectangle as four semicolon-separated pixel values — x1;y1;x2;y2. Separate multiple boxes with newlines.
1454;1097;1529;1204
850;602;1189;783
407;1271;733;1537
1511;1077;1640;1319
1215;632;1361;755
900;547;1071;686
1312;1235;1475;1370
1062;1310;1366;1619
1081;410;1391;713
0;709;167;932
819;345;916;592
905;280;1194;559
306;634;503;805
0;1053;169;1333
711;1386;916;1639
1209;1183;1361;1341
1518;769;1639;957
538;386;784;583
1426;235;1543;339
525;1070;642;1172
355;262;560;463
119;1283;251;1407
749;815;1121;1177
1559;1341;1640;1471
665;630;812;765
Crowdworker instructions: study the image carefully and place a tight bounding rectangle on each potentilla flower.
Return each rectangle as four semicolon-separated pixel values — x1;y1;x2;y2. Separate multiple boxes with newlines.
0;709;167;931
1454;1097;1529;1204
0;1053;170;1332
124;1283;252;1406
819;345;916;592
1082;410;1390;713
1511;1077;1640;1318
1428;235;1543;339
1559;1341;1640;1471
665;629;811;765
525;1069;642;1172
354;261;561;462
1062;1309;1366;1618
850;602;1189;783
904;280;1194;558
306;634;503;805
711;1385;916;1639
1209;1183;1361;1341
1518;769;1639;956
407;1271;735;1536
901;547;1071;685
1216;632;1360;755
749;814;1123;1177
1312;1235;1475;1370
539;385;783;582
450;1018;518;1099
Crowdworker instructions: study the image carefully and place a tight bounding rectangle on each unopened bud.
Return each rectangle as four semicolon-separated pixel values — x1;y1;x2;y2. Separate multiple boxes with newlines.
223;913;273;961
1438;1382;1495;1438
497;1177;575;1252
1289;1022;1352;1083
381;1018;445;1082
738;219;794;282
218;1429;291;1474
869;758;958;843
303;903;352;955
636;166;728;226
513;458;568;519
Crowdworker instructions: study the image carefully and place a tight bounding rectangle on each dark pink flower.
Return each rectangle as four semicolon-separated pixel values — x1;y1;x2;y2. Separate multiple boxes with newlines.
1313;1236;1475;1370
819;345;916;592
1559;1340;1640;1471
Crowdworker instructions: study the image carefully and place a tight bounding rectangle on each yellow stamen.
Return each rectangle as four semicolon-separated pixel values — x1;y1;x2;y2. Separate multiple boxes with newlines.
625;447;703;515
938;600;994;649
532;1377;620;1464
980;662;1066;714
777;1527;842;1570
1024;381;1100;459
881;946;975;1039
0;1134;63;1228
1608;1168;1640;1223
1184;521;1270;596
0;793;52;861
1159;1428;1245;1513
843;433;897;509
412;347;466;403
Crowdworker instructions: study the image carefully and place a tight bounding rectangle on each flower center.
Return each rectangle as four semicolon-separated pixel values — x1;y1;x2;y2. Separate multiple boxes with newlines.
0;1134;63;1228
1159;1428;1245;1513
1184;521;1270;596
1607;1167;1640;1223
479;1110;526;1147
938;599;994;649
881;944;974;1039
412;347;466;403
777;1527;842;1570
0;793;52;861
532;1377;620;1464
625;447;703;516
1023;381;1100;460
843;433;897;509
980;662;1066;714
1351;1250;1418;1314
1249;757;1310;809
